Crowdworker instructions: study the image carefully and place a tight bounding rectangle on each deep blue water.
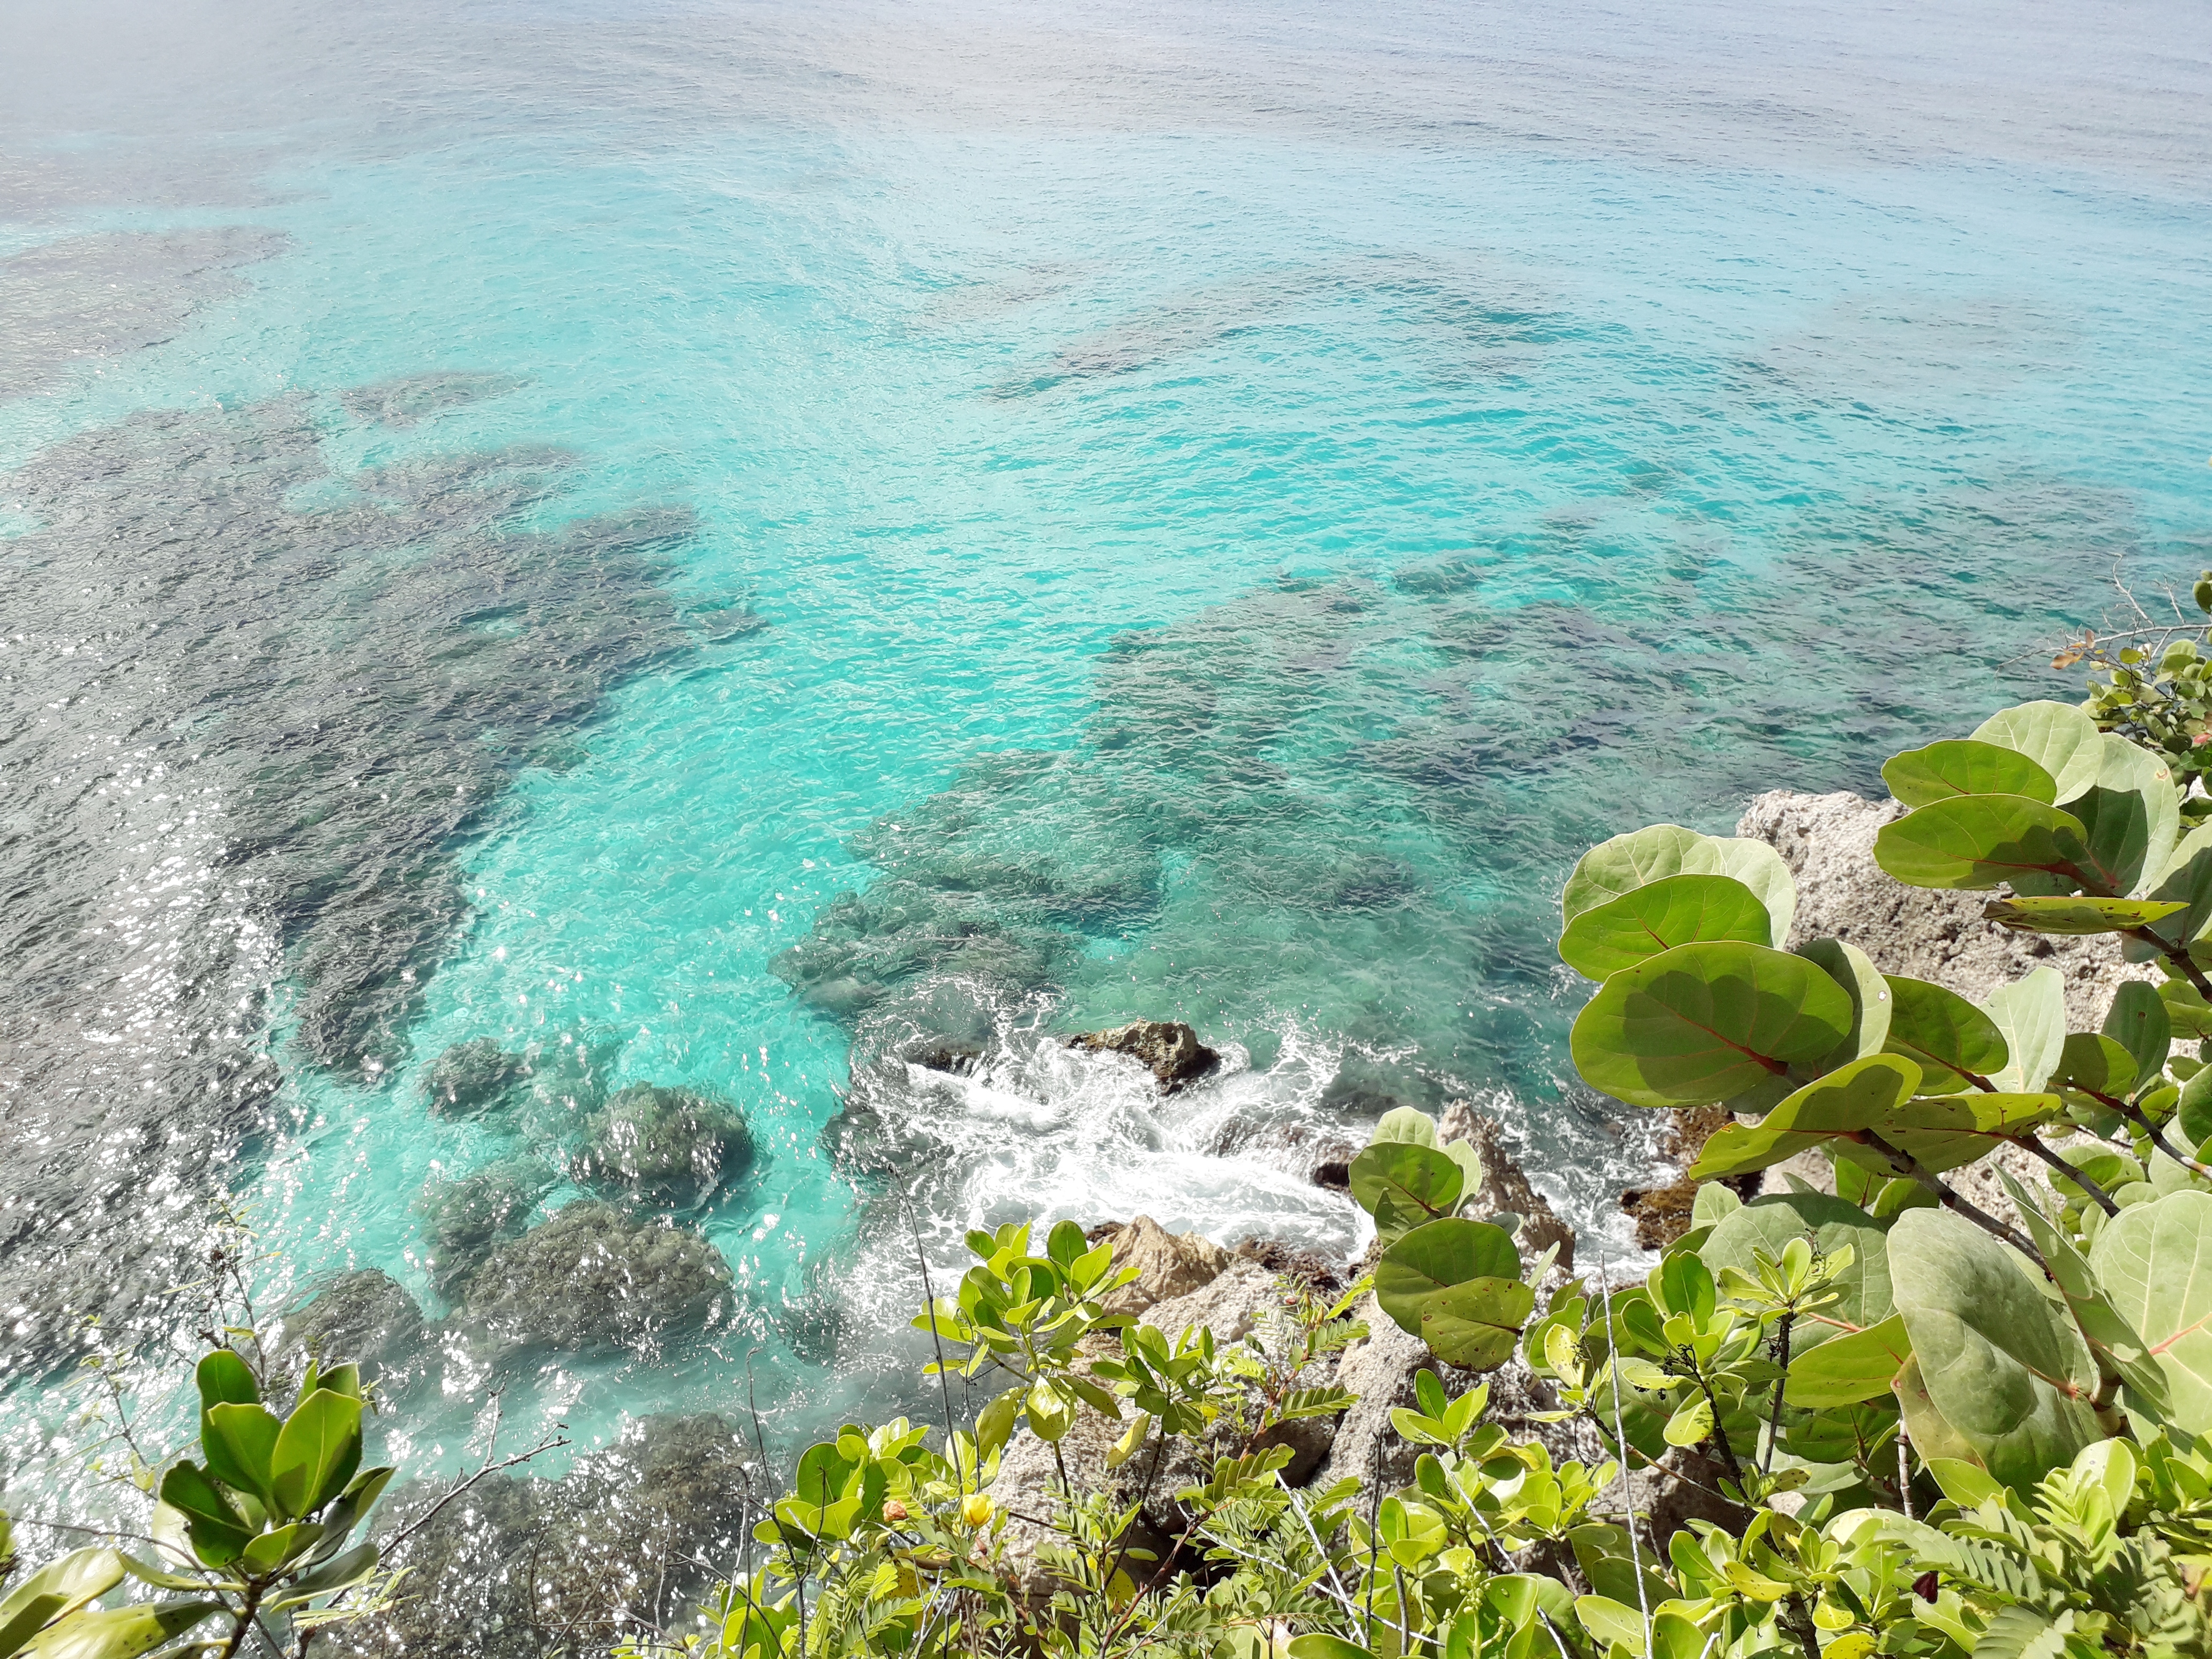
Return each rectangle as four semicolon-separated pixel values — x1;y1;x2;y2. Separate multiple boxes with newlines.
3;0;2210;1499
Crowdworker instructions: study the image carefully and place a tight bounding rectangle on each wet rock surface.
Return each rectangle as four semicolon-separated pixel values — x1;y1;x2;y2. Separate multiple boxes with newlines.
273;1270;427;1386
415;1157;556;1291
1064;1020;1221;1092
1208;1117;1361;1190
457;1202;733;1358
425;1038;531;1118
1231;1235;1343;1296
1619;1105;1750;1249
1437;1103;1576;1270
346;1412;757;1659
572;1083;756;1207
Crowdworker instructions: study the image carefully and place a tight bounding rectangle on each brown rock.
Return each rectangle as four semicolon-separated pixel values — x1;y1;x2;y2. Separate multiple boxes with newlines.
1092;1214;1229;1314
1620;1104;1748;1249
1065;1020;1221;1092
1436;1103;1576;1271
1232;1236;1343;1297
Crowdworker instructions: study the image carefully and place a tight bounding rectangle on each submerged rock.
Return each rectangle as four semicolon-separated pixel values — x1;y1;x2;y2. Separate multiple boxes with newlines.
898;1039;985;1075
457;1202;732;1357
349;1411;756;1659
1064;1020;1220;1092
1619;1104;1747;1249
572;1083;754;1206
522;1027;627;1120
415;1157;556;1290
338;369;526;429
1208;1117;1360;1191
273;1269;426;1385
771;879;1070;1018
425;1038;530;1117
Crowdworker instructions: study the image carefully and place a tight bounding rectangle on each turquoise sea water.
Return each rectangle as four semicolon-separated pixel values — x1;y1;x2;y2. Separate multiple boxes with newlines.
4;0;2211;1505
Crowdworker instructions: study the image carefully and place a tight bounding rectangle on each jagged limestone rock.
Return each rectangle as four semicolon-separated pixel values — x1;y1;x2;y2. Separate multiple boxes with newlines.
1436;1102;1576;1271
1064;1020;1221;1092
1090;1214;1229;1314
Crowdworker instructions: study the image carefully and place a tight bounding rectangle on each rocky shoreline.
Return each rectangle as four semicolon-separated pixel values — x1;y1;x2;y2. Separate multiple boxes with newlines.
288;783;2147;1653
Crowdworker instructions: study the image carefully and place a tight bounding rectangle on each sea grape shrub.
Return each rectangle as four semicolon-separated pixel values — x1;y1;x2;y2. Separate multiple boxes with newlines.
2066;569;2212;813
645;1221;2212;1659
0;1350;395;1659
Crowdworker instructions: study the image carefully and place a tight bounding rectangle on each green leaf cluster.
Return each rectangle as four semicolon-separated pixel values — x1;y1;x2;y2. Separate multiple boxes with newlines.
0;1352;393;1659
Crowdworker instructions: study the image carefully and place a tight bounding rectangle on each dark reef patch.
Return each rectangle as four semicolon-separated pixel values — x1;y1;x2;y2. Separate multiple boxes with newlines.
0;226;289;402
338;370;527;428
0;390;750;1376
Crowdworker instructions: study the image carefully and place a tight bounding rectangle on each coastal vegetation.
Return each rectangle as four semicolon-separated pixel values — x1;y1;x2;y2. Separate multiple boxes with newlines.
13;612;2212;1656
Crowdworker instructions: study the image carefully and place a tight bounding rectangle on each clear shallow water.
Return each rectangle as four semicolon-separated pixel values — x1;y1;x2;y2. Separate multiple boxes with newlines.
3;0;2211;1510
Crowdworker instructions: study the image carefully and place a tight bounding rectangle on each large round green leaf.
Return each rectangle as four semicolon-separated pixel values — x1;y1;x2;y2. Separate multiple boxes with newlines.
1411;1277;1538;1371
1690;1057;1920;1185
2066;735;2179;900
1707;837;1797;947
1687;1054;1923;1183
1377;1217;1522;1305
1889;1208;2100;1490
2147;823;2212;950
1561;825;1723;925
1700;1191;1893;1354
1851;1093;2063;1175
1998;1168;2171;1418
2089;1190;2212;1434
1873;795;2090;894
1882;739;2057;809
2105;980;2172;1096
1796;938;1891;1066
1377;1219;1527;1367
1784;1314;1912;1408
1984;966;2065;1095
2053;1032;2139;1102
1971;701;2105;803
1348;1140;1465;1225
1570;941;1853;1109
1882;975;2008;1095
1557;875;1774;981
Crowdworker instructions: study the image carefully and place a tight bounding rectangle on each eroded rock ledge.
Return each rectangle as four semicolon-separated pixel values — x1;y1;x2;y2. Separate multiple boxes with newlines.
1625;788;2149;1243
